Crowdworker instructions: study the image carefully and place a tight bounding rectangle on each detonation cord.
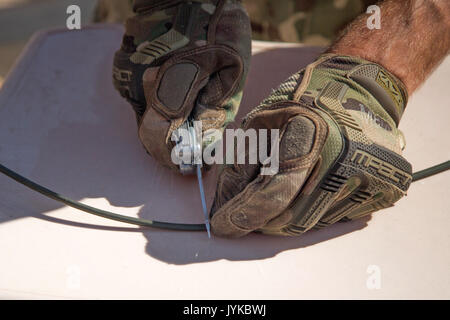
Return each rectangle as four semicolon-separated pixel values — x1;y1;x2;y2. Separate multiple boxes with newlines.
0;160;449;232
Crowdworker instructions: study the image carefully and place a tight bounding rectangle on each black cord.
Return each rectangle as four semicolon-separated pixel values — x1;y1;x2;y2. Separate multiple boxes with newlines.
1;160;449;232
411;160;450;182
0;163;206;231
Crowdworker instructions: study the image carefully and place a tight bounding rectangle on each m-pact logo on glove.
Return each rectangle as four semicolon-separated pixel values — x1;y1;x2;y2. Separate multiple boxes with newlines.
351;149;412;186
113;66;132;82
376;69;404;112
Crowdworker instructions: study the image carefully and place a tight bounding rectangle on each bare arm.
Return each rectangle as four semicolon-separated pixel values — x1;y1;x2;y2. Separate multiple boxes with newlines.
328;0;450;94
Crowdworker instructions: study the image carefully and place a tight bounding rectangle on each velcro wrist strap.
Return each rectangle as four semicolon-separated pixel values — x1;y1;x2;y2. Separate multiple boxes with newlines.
319;54;408;125
348;64;407;125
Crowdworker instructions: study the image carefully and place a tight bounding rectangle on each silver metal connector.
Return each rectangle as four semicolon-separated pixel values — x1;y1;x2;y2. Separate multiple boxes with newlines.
173;119;211;238
173;119;202;175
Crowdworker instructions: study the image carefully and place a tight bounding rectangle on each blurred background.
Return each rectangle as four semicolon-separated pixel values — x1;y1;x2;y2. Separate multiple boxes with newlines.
0;0;371;88
0;0;98;87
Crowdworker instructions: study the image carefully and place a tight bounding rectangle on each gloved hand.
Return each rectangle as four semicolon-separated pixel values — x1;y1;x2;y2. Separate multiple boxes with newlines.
211;54;413;237
113;0;251;169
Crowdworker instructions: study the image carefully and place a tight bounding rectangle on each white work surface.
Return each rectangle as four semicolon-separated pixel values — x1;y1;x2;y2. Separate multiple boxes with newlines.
0;25;449;299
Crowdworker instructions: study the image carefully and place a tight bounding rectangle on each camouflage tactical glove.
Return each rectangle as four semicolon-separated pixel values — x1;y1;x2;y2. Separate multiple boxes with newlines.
113;0;251;169
211;54;413;237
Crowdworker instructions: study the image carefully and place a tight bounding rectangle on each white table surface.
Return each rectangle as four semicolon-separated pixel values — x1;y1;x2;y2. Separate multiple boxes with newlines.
0;25;448;299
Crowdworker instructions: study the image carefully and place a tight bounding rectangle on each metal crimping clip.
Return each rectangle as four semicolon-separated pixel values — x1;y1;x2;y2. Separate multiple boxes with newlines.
173;119;202;175
173;119;211;237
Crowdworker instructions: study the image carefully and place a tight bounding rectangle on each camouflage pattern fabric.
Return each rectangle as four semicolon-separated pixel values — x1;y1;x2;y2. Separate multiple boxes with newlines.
244;0;377;45
95;0;378;45
210;54;412;237
112;0;252;170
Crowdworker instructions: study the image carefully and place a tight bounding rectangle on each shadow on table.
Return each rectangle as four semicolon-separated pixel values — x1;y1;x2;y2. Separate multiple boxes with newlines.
140;216;370;265
0;34;371;265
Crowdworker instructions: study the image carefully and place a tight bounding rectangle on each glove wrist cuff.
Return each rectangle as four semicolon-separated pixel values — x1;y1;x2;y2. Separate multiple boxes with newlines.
319;54;408;125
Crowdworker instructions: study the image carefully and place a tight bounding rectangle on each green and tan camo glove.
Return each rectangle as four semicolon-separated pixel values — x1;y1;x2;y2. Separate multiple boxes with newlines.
113;0;251;169
211;54;413;237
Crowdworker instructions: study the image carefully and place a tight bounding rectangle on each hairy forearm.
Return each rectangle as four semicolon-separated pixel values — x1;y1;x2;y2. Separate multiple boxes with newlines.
328;0;450;95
